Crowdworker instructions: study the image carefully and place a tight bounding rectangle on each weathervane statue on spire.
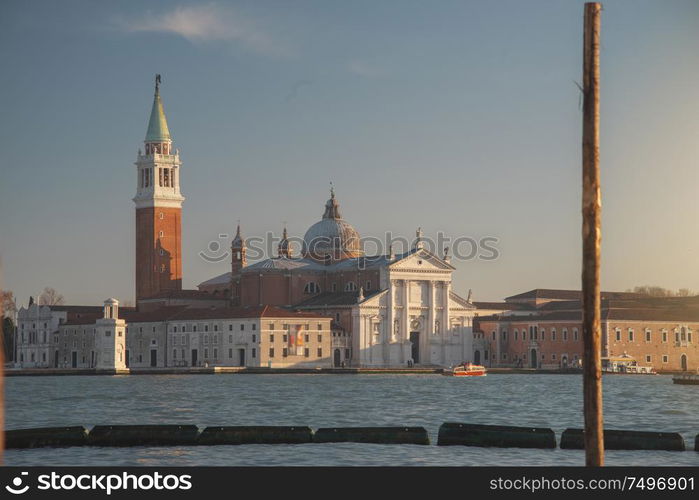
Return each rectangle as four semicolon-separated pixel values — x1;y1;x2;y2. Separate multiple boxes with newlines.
155;74;161;93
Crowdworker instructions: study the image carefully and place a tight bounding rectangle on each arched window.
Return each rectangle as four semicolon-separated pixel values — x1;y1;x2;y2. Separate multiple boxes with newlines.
304;282;321;294
345;282;357;292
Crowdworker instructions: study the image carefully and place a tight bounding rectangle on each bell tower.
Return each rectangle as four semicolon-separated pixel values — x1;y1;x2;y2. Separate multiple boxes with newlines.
133;75;185;302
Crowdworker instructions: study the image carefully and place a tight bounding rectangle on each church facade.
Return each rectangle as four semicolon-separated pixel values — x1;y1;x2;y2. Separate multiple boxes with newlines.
199;191;478;367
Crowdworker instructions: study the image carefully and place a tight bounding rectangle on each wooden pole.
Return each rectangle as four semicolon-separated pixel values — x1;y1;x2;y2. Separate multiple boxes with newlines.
581;2;604;467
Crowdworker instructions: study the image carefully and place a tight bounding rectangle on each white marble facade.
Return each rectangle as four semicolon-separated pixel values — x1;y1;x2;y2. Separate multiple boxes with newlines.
351;248;476;367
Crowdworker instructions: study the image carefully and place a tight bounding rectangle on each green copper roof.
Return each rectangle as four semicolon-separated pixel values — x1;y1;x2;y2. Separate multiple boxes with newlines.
145;86;171;143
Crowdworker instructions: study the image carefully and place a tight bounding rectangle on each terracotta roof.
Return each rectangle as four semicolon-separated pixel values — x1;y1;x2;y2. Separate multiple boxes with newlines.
294;290;382;308
63;305;328;325
473;301;534;311
505;289;645;301
139;289;226;301
474;299;699;324
51;305;105;313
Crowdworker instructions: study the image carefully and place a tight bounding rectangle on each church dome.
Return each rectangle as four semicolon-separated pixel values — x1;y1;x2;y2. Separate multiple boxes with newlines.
303;188;363;260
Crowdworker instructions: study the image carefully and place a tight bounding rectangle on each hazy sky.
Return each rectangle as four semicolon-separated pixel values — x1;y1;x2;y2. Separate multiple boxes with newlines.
1;0;697;307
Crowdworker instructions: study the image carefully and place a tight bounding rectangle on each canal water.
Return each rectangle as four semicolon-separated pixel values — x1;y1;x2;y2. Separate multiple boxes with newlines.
4;374;698;466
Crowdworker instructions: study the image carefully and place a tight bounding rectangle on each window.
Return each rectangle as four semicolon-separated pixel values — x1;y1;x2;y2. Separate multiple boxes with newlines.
193;325;197;332
563;329;568;341
552;353;557;360
317;323;322;331
173;349;177;359
304;282;321;294
204;335;209;344
229;324;233;331
502;331;507;341
646;355;652;363
331;283;337;292
491;331;496;341
344;282;357;292
240;324;245;331
270;333;276;342
514;330;518;341
228;348;233;358
252;335;256;343
282;334;288;343
269;323;275;330
551;329;556;341
616;329;621;342
573;329;578;341
174;326;178;333
366;280;372;291
304;334;309;343
317;347;323;357
522;331;527;341
540;329;545;341
159;231;164;237
228;335;233;343
213;335;218;344
628;330;634;342
502;353;508;360
335;313;340;322
159;212;164;220
252;348;256;358
304;348;309;358
283;348;288;357
213;349;218;359
317;334;322;342
662;331;668;343
204;325;209;332
645;330;651;342
204;349;208;358
662;355;669;363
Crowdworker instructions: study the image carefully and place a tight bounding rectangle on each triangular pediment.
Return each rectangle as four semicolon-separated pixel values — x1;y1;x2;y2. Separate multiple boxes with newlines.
358;289;388;307
389;249;455;271
449;291;476;310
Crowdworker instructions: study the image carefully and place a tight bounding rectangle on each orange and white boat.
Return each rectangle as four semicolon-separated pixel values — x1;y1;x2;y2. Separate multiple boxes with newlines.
443;362;487;377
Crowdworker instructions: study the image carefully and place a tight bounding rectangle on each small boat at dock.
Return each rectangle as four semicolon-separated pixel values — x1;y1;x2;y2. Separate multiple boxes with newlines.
601;354;656;375
443;362;487;377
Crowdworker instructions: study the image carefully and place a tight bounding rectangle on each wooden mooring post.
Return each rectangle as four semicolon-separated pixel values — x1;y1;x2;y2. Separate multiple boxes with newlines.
581;2;604;467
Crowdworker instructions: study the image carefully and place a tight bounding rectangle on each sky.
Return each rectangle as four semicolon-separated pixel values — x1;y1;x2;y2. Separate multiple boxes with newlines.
0;0;697;307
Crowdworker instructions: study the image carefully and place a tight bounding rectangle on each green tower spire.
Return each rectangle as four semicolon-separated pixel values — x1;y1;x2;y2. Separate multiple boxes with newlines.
145;74;171;143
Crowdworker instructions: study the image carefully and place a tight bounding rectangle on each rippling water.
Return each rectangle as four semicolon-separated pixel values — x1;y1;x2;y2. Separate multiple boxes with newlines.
5;374;698;466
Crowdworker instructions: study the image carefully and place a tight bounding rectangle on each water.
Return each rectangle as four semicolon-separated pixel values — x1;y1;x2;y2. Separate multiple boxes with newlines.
4;374;698;466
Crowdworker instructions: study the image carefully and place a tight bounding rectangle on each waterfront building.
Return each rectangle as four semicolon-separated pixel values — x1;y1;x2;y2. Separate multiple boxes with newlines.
48;303;332;369
474;289;699;372
15;302;104;368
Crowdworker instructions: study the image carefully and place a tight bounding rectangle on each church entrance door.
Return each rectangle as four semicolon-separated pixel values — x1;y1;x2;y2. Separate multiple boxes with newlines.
410;332;420;364
333;349;341;367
